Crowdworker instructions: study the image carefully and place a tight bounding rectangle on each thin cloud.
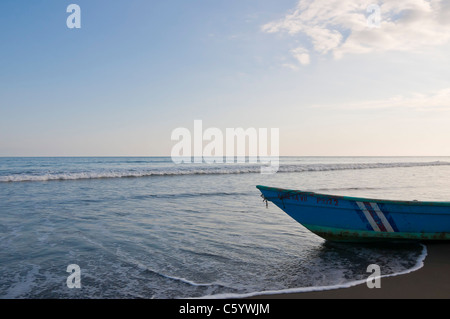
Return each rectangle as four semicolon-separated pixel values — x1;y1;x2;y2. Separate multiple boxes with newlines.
310;87;450;111
281;63;300;71
290;47;311;65
263;0;450;64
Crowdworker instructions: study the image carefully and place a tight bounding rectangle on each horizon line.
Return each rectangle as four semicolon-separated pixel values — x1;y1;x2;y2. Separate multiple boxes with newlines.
1;155;450;158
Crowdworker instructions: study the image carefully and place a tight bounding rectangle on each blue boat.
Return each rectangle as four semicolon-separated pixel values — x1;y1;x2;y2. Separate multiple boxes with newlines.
257;185;450;242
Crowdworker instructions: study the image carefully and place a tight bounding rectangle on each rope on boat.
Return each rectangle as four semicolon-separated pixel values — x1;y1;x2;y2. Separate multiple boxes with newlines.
260;194;268;208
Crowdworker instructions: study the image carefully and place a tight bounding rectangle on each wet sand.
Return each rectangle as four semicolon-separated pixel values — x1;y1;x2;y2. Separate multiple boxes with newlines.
253;242;450;299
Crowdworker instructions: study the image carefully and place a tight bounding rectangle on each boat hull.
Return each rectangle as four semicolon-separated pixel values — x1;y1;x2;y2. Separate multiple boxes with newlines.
257;185;450;243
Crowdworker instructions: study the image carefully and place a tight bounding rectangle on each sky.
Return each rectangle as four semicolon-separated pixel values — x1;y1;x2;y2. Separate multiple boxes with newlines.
1;0;450;156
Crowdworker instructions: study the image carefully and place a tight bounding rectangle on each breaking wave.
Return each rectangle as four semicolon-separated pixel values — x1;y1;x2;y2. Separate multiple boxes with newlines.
1;160;449;182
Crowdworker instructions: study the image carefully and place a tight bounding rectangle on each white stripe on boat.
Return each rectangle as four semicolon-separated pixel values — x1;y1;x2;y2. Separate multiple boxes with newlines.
370;203;395;233
356;202;381;232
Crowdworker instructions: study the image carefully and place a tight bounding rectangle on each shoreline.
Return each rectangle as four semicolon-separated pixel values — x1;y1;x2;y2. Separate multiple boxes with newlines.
250;242;450;299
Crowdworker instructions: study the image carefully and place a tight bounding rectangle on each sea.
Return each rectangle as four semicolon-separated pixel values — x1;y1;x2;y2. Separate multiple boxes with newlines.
1;156;449;299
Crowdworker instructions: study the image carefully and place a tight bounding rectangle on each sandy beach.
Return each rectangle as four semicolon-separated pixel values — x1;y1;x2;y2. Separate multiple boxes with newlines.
252;242;450;299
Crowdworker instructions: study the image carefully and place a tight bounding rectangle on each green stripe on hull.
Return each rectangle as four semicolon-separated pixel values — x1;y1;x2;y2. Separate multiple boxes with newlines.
303;224;450;243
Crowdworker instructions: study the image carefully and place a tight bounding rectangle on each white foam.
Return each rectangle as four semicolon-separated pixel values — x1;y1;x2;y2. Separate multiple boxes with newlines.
1;161;449;182
199;244;428;299
2;265;41;299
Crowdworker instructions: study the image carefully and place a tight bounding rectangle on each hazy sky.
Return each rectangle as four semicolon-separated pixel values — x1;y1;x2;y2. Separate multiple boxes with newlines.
1;0;450;156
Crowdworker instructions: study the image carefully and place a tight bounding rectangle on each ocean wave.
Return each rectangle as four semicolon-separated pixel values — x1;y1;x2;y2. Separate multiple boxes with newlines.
1;161;449;182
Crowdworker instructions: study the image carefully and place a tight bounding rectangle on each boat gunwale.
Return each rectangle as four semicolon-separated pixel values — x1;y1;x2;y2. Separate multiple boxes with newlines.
256;185;450;207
